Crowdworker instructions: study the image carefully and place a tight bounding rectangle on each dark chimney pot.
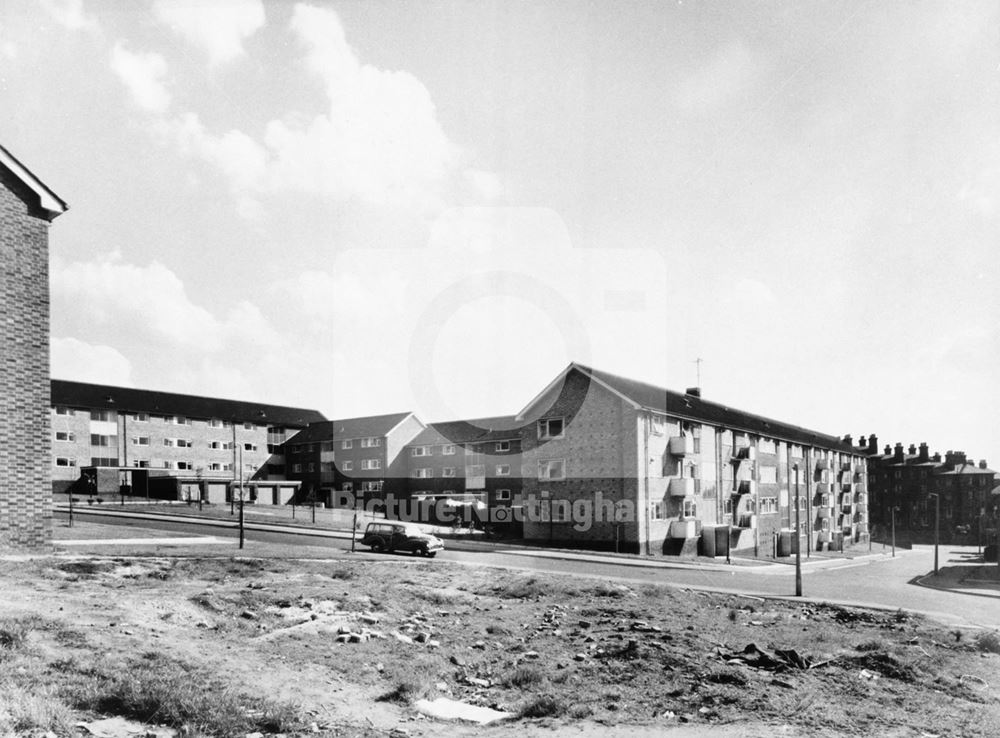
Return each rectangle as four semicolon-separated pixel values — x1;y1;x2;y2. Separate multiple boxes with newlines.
918;442;929;462
685;387;701;398
980;460;988;469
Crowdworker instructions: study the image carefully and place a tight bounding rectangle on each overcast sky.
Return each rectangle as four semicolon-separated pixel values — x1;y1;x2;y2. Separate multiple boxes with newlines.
2;0;998;463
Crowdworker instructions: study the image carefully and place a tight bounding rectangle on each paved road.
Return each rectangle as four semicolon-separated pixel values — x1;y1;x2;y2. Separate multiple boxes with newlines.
53;509;1000;629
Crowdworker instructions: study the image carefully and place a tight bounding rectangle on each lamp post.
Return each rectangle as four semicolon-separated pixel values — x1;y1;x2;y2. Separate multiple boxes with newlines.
794;462;802;597
928;493;939;575
238;446;245;550
890;505;899;557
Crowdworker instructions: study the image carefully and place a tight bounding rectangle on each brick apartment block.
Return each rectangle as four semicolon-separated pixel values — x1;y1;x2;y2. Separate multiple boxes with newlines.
471;363;869;556
284;412;425;506
1;144;67;550
50;380;325;505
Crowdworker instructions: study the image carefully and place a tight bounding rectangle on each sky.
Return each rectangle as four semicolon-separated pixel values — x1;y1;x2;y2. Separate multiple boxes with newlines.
1;0;998;463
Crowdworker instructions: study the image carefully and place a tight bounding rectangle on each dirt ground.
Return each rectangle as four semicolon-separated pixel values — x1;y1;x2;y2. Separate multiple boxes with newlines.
1;542;998;737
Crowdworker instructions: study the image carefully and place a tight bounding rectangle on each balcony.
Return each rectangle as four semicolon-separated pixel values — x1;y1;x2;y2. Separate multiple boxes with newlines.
737;479;756;496
840;472;852;485
815;459;830;471
668;436;694;456
732;446;756;462
815;482;829;496
816;508;831;519
669;477;695;497
319;450;336;463
465;475;486;490
855;493;867;506
738;514;757;529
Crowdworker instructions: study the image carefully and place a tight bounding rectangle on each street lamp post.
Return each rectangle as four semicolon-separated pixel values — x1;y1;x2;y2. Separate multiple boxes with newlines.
794;463;802;597
929;493;939;575
891;506;898;557
238;446;245;550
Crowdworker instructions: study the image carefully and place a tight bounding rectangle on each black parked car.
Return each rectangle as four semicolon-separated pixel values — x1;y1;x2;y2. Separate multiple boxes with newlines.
359;522;444;557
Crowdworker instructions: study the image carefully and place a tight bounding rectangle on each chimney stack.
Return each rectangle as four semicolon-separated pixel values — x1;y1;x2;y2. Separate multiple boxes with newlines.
980;460;988;469
932;452;941;463
868;434;878;453
685;387;701;398
884;445;892;456
918;442;929;462
894;443;905;462
843;434;853;446
908;444;917;456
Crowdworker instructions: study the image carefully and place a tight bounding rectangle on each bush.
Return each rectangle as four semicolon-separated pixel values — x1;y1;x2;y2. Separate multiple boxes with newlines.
974;631;1000;654
519;695;566;719
501;666;544;689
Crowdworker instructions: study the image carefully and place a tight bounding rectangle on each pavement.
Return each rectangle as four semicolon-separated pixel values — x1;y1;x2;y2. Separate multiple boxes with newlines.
51;504;901;575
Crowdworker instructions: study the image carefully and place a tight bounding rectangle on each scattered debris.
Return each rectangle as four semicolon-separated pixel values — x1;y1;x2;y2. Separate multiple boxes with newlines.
414;697;512;725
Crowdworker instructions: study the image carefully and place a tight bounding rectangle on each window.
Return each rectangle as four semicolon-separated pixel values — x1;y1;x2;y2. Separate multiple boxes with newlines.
163;438;175;447
413;468;433;479
538;459;566;480
361;459;382;470
496;441;510;452
342;461;353;471
496;489;511;501
495;464;510;476
90;434;115;447
208;418;222;428
55;406;73;416
361;437;382;448
651;501;666;520
342;439;353;450
209;463;222;471
209;441;222;449
134;413;148;422
760;497;778;514
55;431;75;442
177;439;192;448
244;443;256;452
132;436;149;446
651;415;665;435
91;410;114;422
683;499;697;518
321;441;334;452
362;481;383;492
243;422;253;430
341;482;354;492
177;461;193;471
163;461;175;470
466;464;485;478
133;460;149;468
442;467;456;478
412;446;431;457
307;463;315;472
55;457;76;467
293;463;303;473
442;445;456;455
538;418;565;440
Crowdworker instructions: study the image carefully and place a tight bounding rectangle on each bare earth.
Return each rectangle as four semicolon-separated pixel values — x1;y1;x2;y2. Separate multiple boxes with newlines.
1;533;998;737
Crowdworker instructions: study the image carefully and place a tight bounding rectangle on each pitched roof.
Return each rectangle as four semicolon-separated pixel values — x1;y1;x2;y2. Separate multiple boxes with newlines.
0;143;68;220
409;416;522;446
332;412;414;439
522;363;855;452
51;379;325;427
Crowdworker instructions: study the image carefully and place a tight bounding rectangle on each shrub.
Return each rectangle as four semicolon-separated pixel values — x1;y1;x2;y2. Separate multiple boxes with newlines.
519;695;566;719
974;631;1000;654
501;666;544;689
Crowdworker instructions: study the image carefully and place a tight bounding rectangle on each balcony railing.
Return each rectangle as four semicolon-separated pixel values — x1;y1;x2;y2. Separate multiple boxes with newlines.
815;459;829;471
732;446;756;462
737;479;756;496
668;436;694;456
669;477;695;497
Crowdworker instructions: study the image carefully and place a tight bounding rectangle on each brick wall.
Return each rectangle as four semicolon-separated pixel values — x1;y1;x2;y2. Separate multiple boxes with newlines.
0;166;53;549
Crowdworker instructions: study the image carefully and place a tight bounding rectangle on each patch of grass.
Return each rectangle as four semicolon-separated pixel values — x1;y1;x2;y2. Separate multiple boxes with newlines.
567;703;593;719
492;577;551;600
69;652;302;736
519;695;566;719
376;680;423;705
0;620;31;652
973;631;1000;653
501;665;545;689
55;560;113;578
848;651;920;682
0;684;76;736
586;582;634;598
329;566;357;580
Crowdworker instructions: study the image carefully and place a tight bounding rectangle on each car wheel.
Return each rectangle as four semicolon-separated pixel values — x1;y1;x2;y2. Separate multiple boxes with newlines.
417;545;429;557
370;541;384;553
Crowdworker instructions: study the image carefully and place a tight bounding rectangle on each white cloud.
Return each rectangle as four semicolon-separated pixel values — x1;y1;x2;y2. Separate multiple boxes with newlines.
147;3;484;217
153;0;265;65
111;42;171;113
39;0;99;33
51;337;134;386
